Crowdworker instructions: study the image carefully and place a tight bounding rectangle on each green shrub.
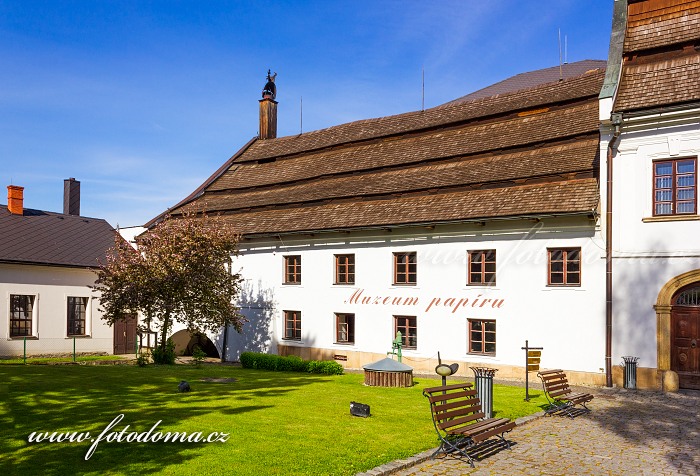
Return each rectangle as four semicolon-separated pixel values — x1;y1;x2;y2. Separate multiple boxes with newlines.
307;360;344;375
136;352;150;367
281;355;308;372
192;345;207;367
239;352;342;375
152;338;176;365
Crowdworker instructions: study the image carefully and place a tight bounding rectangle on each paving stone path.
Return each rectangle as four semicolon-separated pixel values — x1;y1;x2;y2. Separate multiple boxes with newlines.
362;387;700;476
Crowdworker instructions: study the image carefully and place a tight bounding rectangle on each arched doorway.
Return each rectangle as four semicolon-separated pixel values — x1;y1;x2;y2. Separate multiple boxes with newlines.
656;270;700;390
671;285;700;390
170;329;220;359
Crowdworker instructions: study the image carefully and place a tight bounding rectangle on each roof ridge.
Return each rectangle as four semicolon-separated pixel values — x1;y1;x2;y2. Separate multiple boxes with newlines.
237;68;605;164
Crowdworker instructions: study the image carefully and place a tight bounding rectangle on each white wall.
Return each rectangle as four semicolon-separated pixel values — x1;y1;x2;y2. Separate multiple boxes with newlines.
601;112;700;368
0;264;112;356
228;217;607;373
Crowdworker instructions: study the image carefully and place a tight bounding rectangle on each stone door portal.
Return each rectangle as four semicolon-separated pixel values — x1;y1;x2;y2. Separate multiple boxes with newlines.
671;286;700;390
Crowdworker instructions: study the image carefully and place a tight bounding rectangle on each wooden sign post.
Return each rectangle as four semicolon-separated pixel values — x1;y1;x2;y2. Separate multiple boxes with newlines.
521;340;543;401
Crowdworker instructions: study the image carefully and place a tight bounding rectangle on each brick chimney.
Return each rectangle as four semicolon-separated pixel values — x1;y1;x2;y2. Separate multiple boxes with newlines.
63;178;80;216
7;185;24;215
259;70;278;140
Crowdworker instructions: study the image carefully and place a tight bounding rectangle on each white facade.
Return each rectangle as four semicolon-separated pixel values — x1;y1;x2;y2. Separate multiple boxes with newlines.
0;263;112;356
600;109;700;388
222;217;607;382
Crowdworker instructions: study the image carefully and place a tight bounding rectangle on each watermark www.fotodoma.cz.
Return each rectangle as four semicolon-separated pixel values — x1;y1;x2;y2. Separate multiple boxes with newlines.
27;414;229;460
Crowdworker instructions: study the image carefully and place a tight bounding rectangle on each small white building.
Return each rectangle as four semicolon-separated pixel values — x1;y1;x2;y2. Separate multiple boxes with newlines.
0;180;127;357
599;0;700;390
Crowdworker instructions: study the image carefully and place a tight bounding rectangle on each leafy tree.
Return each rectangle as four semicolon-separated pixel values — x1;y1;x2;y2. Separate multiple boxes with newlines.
94;213;245;360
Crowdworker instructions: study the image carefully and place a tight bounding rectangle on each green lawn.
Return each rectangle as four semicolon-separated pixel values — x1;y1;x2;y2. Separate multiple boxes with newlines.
0;365;546;475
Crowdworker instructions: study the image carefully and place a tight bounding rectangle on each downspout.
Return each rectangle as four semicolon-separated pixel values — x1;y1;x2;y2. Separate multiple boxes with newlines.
605;113;622;387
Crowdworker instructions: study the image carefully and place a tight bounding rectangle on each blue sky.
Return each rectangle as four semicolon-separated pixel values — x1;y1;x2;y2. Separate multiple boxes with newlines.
1;1;614;227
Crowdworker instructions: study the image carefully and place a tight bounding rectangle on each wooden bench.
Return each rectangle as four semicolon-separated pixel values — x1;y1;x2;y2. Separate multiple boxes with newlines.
537;369;594;417
423;382;516;467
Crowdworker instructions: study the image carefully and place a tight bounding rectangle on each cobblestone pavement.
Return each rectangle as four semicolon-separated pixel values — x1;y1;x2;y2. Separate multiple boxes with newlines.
371;387;700;476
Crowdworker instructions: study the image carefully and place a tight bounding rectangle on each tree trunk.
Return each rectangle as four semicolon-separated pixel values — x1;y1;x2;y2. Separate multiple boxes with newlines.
160;310;171;350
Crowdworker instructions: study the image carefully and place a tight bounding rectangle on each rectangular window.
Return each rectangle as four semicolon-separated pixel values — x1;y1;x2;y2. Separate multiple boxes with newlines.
548;248;581;286
335;313;355;344
335;254;355;285
284;255;301;284
10;294;34;337
284;310;301;340
67;297;88;336
393;252;417;285
394;315;417;349
653;158;696;215
468;319;496;355
468;250;496;285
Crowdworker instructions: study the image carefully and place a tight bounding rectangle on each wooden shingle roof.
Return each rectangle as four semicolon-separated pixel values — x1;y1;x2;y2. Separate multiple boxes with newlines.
615;0;700;112
624;0;700;52
163;67;605;236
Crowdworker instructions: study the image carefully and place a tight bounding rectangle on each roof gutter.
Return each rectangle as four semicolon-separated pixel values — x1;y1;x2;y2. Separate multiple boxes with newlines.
605;113;623;388
0;259;102;270
618;101;700;120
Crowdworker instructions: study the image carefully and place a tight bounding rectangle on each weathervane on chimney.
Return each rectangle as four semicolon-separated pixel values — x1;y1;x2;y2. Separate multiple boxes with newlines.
262;69;277;100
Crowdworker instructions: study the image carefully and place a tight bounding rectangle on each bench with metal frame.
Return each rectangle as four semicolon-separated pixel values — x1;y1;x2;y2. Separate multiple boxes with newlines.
537;369;594;418
423;382;516;467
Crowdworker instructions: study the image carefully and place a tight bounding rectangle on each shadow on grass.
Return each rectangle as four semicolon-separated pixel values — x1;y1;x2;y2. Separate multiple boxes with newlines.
0;365;324;475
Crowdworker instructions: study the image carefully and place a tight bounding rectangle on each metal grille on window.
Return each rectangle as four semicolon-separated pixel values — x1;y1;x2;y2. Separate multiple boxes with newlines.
675;287;700;306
